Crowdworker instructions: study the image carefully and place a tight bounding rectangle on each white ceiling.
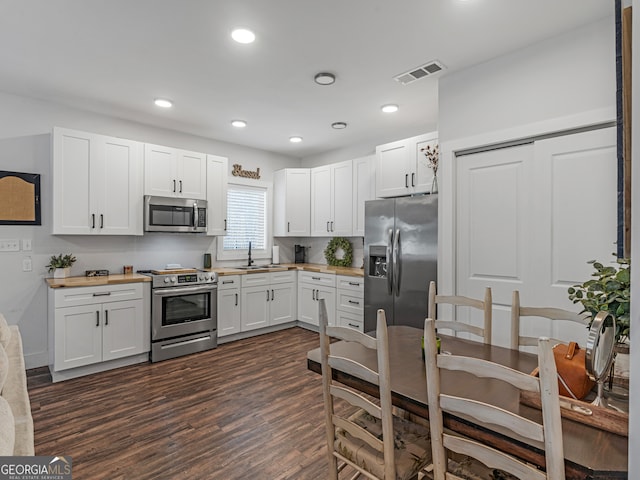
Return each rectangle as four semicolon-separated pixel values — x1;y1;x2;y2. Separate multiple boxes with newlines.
0;1;612;158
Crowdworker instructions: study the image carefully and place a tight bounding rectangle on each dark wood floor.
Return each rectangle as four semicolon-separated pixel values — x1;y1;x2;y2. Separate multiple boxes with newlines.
28;327;341;480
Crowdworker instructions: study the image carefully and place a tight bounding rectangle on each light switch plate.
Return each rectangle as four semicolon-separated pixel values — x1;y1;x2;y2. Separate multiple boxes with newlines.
0;239;19;252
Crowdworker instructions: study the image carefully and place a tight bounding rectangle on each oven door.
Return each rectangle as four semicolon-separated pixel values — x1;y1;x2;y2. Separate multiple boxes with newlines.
152;284;217;341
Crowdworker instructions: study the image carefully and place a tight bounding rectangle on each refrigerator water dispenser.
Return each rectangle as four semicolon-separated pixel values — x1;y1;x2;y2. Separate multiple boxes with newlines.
368;245;387;278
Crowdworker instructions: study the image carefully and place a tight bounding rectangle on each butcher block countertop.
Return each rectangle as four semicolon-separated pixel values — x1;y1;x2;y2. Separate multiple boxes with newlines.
209;263;364;277
46;273;152;288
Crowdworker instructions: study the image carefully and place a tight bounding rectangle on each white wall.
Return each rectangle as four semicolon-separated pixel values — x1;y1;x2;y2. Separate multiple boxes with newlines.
438;17;615;141
0;91;300;368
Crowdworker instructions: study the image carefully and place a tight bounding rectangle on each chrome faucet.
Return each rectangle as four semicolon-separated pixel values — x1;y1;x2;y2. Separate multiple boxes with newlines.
248;241;253;266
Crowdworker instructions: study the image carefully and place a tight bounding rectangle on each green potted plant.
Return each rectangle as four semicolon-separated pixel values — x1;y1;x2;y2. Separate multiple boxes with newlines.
46;253;77;278
567;256;630;345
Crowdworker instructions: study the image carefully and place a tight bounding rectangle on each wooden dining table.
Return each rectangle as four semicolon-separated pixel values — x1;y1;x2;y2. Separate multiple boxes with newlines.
306;325;628;480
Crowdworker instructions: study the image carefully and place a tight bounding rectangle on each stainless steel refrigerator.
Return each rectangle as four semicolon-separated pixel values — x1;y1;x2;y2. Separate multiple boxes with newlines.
364;195;437;331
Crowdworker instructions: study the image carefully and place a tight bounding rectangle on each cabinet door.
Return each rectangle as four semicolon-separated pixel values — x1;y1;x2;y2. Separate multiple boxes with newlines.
54;304;103;370
52;128;93;234
352;155;376;237
414;135;438;195
316;287;336;326
270;283;296;326
310;165;332;236
297;284;318;325
207;155;228;236
144;144;178;197
99;137;143;235
285;169;311;236
218;287;241;336
178;149;207;200
241;286;270;331
102;299;144;361
376;139;410;198
331;160;353;236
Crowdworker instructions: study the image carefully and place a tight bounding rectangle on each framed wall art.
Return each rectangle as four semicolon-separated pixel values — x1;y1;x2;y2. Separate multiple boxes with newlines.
0;170;41;225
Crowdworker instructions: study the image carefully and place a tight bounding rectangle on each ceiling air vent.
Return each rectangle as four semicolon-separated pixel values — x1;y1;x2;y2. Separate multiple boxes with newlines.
394;60;446;85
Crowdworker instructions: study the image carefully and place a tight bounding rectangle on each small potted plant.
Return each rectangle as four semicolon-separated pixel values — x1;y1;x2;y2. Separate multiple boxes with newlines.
46;253;77;278
567;256;630;345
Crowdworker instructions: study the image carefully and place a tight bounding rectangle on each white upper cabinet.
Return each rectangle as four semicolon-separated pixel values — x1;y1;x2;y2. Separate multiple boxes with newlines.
310;160;353;236
144;144;207;200
352;155;376;237
273;168;310;236
52;127;143;235
376;131;438;198
206;154;228;236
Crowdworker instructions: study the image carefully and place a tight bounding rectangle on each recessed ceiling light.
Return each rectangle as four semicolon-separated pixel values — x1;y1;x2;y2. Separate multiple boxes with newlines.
381;104;399;113
314;72;336;86
331;122;347;129
154;98;173;108
289;136;303;143
231;28;255;44
231;120;247;128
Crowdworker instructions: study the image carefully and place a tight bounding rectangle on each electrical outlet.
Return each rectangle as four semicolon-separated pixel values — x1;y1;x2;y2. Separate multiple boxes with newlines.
0;239;20;252
22;257;32;272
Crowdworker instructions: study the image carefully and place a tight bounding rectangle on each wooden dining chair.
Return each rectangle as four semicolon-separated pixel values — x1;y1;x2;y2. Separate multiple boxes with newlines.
428;281;493;344
510;290;590;350
423;317;565;480
319;299;432;480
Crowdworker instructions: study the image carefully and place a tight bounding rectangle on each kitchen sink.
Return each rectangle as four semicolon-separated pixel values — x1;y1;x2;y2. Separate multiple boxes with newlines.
236;264;283;270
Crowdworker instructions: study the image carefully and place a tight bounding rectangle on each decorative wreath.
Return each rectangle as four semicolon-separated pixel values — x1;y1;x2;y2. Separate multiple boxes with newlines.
324;237;353;267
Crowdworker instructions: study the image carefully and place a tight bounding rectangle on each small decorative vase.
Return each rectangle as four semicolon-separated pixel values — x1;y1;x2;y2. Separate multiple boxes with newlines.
53;267;70;278
431;175;438;194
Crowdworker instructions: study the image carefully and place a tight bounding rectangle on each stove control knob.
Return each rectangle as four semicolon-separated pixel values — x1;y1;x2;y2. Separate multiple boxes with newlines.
171;276;177;283
199;275;205;281
205;274;212;281
163;278;170;284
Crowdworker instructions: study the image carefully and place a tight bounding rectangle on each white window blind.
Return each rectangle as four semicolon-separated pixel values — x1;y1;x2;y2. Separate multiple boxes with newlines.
223;184;267;251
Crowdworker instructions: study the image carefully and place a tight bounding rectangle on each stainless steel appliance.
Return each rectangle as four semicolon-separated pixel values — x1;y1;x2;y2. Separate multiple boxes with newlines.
144;195;208;233
141;268;218;362
364;195;437;331
294;245;306;263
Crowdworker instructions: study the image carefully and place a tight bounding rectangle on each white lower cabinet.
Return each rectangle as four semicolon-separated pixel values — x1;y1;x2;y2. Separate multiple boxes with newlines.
241;271;296;331
217;275;241;337
50;283;148;372
298;272;336;326
336;275;364;331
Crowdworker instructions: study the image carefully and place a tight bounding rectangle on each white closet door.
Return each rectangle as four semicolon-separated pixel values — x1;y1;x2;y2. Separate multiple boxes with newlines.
456;127;617;347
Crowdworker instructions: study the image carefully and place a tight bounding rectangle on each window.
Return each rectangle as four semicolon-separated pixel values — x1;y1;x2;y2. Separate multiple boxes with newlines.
218;181;271;261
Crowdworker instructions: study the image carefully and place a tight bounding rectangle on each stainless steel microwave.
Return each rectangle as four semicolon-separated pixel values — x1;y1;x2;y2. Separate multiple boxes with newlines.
144;195;208;233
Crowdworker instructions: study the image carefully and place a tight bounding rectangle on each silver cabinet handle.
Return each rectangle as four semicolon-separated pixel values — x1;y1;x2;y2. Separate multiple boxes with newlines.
96;311;100;327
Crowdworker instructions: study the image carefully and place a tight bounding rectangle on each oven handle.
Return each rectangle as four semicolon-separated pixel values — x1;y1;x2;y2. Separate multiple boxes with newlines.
153;284;217;296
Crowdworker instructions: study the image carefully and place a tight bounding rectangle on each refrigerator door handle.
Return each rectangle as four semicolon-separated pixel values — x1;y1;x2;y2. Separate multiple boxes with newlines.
387;228;394;295
393;228;400;297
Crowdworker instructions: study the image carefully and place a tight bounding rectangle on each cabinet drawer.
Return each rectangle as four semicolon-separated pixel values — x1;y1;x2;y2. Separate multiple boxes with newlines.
54;283;143;307
336;275;364;293
337;291;364;315
299;271;336;287
218;275;241;290
241;273;270;287
269;270;296;284
336;310;363;332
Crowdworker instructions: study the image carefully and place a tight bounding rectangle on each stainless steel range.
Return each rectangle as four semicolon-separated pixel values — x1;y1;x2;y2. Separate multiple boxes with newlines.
140;268;218;362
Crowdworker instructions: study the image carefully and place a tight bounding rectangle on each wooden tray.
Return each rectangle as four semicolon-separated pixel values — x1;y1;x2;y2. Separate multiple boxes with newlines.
150;268;197;274
520;390;628;437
